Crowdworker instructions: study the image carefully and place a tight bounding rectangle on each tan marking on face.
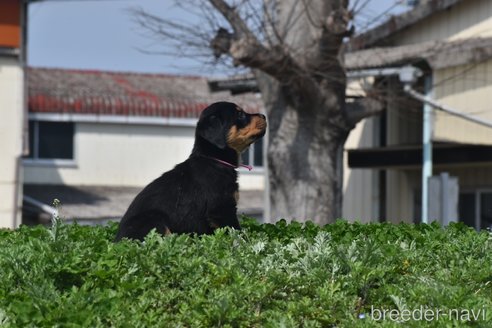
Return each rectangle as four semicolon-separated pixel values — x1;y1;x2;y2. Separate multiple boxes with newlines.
163;227;172;235
209;221;220;229
227;116;267;153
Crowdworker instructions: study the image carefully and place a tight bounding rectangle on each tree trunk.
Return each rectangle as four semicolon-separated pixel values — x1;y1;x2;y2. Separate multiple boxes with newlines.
205;0;381;225
135;0;386;224
256;72;349;224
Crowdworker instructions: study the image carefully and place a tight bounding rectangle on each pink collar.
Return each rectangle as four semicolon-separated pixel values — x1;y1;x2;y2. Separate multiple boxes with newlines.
209;157;253;171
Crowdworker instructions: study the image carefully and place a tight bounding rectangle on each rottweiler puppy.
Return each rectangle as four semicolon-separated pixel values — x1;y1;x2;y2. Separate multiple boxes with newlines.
115;101;267;241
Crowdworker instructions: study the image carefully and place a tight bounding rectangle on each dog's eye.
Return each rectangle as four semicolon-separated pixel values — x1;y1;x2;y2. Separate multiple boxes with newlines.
236;111;249;128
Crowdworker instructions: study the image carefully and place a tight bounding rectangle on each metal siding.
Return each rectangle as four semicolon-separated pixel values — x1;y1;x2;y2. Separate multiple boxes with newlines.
386;167;492;224
433;59;492;144
343;79;378;222
392;0;492;45
387;0;492;145
439;167;492;189
346;0;492;223
386;78;422;146
386;170;415;223
343;116;377;222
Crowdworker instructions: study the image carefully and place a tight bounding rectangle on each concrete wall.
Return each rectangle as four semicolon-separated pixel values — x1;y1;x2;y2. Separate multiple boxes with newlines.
23;121;264;190
0;57;23;228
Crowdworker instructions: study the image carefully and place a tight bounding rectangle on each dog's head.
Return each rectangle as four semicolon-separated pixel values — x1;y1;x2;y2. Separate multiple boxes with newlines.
196;102;267;153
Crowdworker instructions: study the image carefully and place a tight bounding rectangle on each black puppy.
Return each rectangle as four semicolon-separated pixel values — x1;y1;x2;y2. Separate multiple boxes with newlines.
115;102;267;241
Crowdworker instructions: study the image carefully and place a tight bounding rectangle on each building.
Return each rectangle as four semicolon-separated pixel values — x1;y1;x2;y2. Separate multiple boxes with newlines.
343;0;492;229
0;0;25;228
24;68;265;224
23;0;492;228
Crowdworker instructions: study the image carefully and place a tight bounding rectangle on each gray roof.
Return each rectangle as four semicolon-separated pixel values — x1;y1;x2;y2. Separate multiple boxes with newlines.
349;0;467;50
345;37;492;70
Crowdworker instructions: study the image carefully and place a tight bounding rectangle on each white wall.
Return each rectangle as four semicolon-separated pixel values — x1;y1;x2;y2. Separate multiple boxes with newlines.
0;57;24;228
23;121;265;190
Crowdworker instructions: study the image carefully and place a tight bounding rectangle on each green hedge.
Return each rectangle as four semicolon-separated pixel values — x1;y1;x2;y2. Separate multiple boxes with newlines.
0;219;491;327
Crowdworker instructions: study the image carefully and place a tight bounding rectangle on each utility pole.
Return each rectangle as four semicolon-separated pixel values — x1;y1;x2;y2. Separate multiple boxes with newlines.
421;75;433;224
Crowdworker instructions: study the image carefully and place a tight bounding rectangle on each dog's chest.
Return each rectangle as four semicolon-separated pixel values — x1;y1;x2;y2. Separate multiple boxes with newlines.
212;180;239;203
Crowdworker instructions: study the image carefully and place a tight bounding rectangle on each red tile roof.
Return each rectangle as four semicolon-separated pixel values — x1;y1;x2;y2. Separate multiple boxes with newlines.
28;67;262;118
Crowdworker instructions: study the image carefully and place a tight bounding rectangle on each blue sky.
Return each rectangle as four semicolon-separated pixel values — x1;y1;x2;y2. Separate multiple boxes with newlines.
28;0;409;76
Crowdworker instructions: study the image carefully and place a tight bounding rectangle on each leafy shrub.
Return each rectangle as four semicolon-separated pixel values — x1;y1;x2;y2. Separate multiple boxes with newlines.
0;218;491;327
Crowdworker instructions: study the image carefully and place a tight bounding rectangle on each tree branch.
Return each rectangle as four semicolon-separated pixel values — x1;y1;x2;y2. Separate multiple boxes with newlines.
208;0;321;106
315;2;353;73
345;96;385;127
209;0;256;39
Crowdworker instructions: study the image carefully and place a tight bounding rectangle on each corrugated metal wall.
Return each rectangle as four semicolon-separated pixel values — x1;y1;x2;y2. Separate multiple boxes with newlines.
391;0;492;45
343;116;378;222
433;59;492;144
345;0;492;223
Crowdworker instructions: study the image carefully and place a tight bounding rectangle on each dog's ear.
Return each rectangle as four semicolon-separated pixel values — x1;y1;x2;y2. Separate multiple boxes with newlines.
197;114;227;149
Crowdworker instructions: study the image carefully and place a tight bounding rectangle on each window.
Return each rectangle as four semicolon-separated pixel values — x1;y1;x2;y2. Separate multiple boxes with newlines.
459;190;492;230
241;139;264;168
26;121;74;160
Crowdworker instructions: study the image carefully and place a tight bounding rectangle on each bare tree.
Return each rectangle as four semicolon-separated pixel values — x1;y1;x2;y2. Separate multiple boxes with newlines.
131;0;384;224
